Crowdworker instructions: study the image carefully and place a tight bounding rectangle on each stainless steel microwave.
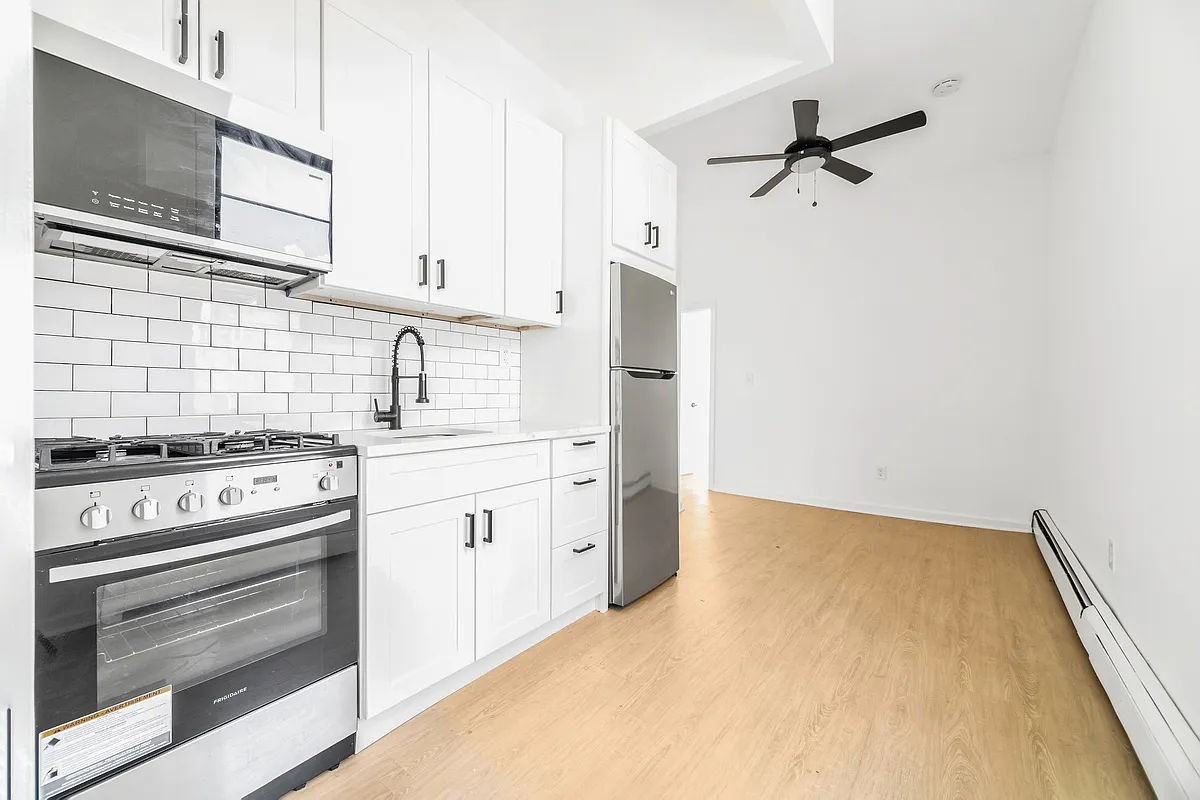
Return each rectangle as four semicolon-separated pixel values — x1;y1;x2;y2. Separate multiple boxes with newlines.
32;15;333;290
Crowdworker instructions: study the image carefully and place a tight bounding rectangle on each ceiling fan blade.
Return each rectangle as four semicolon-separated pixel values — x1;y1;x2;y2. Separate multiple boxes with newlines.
793;99;819;140
707;153;790;165
821;156;872;184
751;167;792;197
830;110;927;151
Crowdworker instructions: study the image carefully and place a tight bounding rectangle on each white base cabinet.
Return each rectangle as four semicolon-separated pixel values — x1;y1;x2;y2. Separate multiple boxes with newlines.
359;434;609;723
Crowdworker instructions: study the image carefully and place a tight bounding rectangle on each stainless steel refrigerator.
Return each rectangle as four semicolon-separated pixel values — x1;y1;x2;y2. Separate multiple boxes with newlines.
610;263;679;607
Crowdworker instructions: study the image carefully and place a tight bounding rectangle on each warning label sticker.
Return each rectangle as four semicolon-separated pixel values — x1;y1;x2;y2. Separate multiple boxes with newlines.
39;685;172;799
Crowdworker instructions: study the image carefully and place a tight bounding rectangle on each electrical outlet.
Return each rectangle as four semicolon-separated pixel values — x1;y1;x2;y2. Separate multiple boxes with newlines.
498;342;513;367
1108;539;1116;572
875;465;888;481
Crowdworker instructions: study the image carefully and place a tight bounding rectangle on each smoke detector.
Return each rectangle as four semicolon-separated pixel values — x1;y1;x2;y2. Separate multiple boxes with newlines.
931;78;962;98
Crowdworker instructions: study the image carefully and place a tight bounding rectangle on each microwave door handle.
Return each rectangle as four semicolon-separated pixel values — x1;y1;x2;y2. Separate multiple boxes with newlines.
47;509;351;584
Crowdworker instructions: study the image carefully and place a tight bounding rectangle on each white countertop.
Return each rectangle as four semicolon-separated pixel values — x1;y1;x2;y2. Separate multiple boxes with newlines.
330;422;610;457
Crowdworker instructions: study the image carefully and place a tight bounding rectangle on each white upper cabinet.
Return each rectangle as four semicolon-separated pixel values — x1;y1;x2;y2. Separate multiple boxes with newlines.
362;496;476;718
474;481;551;658
504;103;563;327
609;118;677;273
323;4;429;301
198;0;321;124
428;56;505;316
33;0;197;75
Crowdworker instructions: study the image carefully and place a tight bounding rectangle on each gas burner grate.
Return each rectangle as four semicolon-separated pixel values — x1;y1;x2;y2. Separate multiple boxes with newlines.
35;430;342;471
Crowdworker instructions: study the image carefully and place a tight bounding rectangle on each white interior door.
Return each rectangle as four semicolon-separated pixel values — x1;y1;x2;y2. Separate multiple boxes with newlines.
504;102;563;326
475;481;551;658
610;121;651;256
429;56;504;315
323;5;429;301
679;309;712;487
34;0;197;75
362;496;476;717
198;0;320;123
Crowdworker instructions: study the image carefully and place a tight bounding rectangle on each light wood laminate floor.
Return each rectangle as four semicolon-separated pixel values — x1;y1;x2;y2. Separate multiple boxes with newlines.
300;486;1152;799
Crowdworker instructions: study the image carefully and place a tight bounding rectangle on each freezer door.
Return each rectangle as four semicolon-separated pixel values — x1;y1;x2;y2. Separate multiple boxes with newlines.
611;367;679;606
611;263;677;371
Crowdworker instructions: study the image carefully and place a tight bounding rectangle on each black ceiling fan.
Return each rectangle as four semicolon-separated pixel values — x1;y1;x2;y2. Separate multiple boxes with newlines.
706;100;927;197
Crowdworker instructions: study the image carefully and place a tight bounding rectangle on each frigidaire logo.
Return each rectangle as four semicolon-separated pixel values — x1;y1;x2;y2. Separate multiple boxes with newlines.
213;687;248;705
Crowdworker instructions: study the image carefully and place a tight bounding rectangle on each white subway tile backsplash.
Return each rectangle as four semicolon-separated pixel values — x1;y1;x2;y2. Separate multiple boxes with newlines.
113;341;179;368
74;312;147;342
36;275;521;436
36;279;110;312
111;392;179;417
37;335;110;365
179;346;236;370
36;418;72;438
74;259;148;291
74;366;147;392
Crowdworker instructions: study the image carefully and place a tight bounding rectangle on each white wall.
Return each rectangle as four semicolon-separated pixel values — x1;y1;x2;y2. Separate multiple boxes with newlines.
652;119;1047;530
0;0;36;795
1039;0;1200;730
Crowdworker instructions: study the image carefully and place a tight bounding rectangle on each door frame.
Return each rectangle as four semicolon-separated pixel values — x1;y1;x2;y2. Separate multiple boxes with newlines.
679;306;715;491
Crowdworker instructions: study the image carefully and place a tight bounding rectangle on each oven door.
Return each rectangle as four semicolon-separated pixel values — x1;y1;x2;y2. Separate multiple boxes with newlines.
35;499;357;796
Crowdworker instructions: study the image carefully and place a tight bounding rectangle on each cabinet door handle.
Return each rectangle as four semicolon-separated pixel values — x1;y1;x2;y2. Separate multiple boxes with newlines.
556;290;564;315
178;0;190;64
418;254;429;287
651;225;660;249
572;440;596;447
643;221;653;246
464;512;475;548
572;542;597;554
214;30;225;79
482;509;493;543
573;477;597;486
436;258;446;290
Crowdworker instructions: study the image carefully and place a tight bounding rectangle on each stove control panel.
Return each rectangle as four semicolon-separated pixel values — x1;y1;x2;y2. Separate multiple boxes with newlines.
35;453;357;552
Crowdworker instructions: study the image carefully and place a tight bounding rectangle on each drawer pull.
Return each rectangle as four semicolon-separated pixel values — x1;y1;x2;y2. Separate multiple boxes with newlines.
571;440;597;447
572;542;597;554
573;477;597;486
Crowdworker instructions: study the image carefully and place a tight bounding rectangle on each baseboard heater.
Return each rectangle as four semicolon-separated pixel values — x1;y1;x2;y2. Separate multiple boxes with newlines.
1033;510;1200;798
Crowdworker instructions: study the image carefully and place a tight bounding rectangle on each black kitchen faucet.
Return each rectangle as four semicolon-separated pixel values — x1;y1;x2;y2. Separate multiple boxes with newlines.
372;325;429;429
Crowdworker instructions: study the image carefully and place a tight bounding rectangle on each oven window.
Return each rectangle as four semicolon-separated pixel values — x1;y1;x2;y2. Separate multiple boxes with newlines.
95;538;327;707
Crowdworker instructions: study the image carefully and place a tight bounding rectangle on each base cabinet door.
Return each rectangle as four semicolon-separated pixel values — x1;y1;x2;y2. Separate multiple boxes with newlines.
362;496;476;717
475;481;551;658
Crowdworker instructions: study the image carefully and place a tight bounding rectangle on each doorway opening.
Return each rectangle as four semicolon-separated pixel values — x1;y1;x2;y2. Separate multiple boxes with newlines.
679;308;713;492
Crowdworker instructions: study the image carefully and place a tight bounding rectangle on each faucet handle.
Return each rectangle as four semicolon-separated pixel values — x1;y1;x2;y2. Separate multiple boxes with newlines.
372;398;383;422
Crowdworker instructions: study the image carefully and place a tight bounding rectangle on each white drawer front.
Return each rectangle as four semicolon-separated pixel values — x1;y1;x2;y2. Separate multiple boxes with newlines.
551;533;607;617
551;469;608;549
365;441;551;514
551;434;607;477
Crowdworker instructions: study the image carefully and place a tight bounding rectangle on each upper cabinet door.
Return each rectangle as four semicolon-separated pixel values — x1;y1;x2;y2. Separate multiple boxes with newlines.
610;120;652;256
34;0;198;75
475;481;551;658
429;57;505;316
504;102;563;327
646;157;677;270
362;496;476;718
323;5;429;301
197;0;320;124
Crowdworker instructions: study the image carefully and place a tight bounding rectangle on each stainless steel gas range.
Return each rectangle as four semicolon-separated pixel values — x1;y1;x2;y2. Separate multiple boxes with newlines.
33;430;360;800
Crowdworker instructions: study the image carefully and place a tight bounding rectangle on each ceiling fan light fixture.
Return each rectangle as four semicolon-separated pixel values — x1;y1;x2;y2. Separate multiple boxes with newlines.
790;155;826;174
931;77;962;97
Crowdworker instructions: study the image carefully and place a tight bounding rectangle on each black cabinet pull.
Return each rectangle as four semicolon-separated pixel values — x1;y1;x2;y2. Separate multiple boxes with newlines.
178;0;190;64
418;254;429;286
464;512;475;548
643;221;653;246
482;508;493;543
436;258;446;290
573;477;597;486
556;290;563;314
571;440;596;447
214;30;225;79
651;225;660;249
572;542;596;554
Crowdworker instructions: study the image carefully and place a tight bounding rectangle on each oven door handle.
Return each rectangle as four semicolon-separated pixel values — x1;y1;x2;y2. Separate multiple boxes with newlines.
48;509;352;584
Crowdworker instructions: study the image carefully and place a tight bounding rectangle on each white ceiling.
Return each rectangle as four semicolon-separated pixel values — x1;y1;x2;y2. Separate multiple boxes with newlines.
651;0;1096;187
456;0;835;133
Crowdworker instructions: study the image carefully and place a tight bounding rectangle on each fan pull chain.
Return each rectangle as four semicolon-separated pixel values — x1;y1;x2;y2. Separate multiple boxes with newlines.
812;172;819;207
